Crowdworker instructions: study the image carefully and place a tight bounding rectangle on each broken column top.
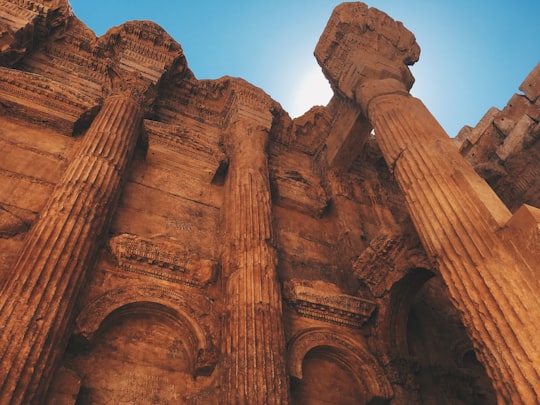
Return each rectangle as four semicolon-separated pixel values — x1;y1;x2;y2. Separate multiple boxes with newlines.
315;2;420;101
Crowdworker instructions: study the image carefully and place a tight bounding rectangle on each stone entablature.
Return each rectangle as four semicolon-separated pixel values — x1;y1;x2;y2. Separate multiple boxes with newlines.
284;279;376;328
109;234;218;288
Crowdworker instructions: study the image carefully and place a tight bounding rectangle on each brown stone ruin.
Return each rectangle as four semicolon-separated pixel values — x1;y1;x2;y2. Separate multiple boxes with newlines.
0;1;538;404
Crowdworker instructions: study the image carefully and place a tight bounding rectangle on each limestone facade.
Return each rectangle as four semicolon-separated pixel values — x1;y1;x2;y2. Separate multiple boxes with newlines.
0;1;537;404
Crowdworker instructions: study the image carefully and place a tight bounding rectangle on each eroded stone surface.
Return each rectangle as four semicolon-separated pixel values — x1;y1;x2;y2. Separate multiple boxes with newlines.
0;1;536;404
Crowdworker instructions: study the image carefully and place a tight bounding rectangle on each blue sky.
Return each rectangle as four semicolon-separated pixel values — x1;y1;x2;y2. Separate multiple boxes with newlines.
68;1;540;137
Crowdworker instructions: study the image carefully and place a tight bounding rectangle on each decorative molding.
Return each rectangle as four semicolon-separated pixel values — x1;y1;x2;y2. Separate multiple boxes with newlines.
287;327;393;401
74;285;217;377
223;80;275;128
0;67;98;135
283;279;376;328
314;2;418;102
144;119;226;182
0;0;37;66
109;234;218;288
354;230;432;297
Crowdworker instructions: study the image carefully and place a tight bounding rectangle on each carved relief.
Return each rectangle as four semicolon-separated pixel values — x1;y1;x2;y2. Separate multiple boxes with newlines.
0;0;71;67
314;2;419;101
284;279;376;328
109;234;218;288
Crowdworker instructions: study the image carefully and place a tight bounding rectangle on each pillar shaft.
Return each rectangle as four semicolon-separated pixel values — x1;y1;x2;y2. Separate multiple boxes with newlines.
221;123;289;405
0;95;142;404
364;88;540;404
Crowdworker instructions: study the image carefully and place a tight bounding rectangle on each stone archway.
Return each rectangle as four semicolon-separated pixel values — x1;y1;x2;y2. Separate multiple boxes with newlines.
73;284;216;369
50;285;217;404
288;328;393;404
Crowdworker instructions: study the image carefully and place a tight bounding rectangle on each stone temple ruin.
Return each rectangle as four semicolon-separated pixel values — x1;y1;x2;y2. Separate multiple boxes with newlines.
0;1;538;404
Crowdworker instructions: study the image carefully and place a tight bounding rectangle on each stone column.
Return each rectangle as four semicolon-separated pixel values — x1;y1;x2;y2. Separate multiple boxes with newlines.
316;4;540;404
221;96;289;404
0;94;142;404
360;81;540;404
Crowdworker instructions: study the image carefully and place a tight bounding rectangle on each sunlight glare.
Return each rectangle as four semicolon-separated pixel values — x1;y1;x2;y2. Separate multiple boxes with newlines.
289;66;333;118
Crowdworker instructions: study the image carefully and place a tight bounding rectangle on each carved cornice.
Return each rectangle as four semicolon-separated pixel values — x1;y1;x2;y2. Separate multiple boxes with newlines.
144;119;226;182
0;67;99;135
98;21;185;108
0;0;70;66
283;279;376;328
353;230;432;297
155;78;230;128
0;1;37;66
109;234;218;288
1;14;187;132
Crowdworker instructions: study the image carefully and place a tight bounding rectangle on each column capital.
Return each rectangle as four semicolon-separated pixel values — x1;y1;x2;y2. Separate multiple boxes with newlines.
224;81;275;132
315;2;419;103
222;80;277;161
354;77;410;116
97;20;186;110
105;67;158;107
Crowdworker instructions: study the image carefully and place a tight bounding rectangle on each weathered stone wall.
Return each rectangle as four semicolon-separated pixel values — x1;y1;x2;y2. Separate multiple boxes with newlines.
456;62;540;211
1;1;536;404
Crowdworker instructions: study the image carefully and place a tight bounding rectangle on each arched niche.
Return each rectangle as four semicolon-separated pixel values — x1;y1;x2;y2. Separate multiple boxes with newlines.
74;284;217;375
381;267;434;356
288;328;393;404
70;302;195;403
56;285;218;404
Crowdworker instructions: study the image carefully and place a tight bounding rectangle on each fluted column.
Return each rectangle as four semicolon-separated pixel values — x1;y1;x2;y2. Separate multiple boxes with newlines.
360;81;540;404
315;4;540;403
0;95;142;404
221;119;289;405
